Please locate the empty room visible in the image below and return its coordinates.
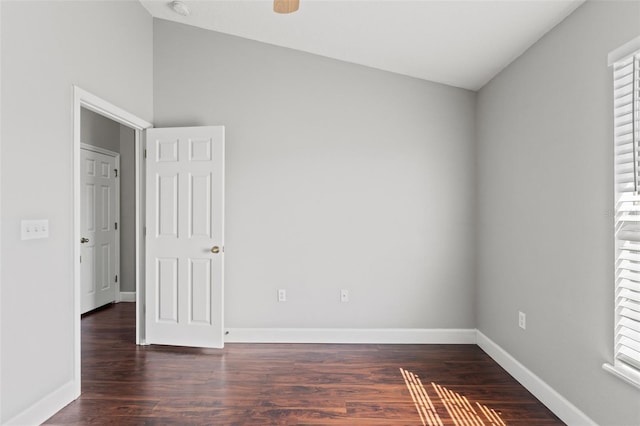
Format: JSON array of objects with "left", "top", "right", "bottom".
[{"left": 1, "top": 0, "right": 640, "bottom": 424}]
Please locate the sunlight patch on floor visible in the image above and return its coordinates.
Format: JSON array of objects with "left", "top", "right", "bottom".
[{"left": 400, "top": 368, "right": 506, "bottom": 426}]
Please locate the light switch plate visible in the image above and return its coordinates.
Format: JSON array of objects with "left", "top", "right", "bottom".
[{"left": 21, "top": 219, "right": 49, "bottom": 240}]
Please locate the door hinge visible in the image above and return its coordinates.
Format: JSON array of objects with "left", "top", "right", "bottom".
[
  {"left": 144, "top": 149, "right": 147, "bottom": 159},
  {"left": 80, "top": 255, "right": 82, "bottom": 263},
  {"left": 115, "top": 274, "right": 118, "bottom": 283},
  {"left": 115, "top": 222, "right": 118, "bottom": 230},
  {"left": 114, "top": 168, "right": 118, "bottom": 177},
  {"left": 144, "top": 227, "right": 146, "bottom": 236}
]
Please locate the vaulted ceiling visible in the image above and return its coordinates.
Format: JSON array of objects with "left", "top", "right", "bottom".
[{"left": 139, "top": 0, "right": 585, "bottom": 90}]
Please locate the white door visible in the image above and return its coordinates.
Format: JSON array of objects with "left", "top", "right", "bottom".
[
  {"left": 145, "top": 126, "right": 225, "bottom": 348},
  {"left": 81, "top": 147, "right": 119, "bottom": 314}
]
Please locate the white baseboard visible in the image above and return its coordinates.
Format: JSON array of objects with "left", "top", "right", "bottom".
[
  {"left": 4, "top": 380, "right": 77, "bottom": 426},
  {"left": 476, "top": 331, "right": 596, "bottom": 426},
  {"left": 118, "top": 291, "right": 136, "bottom": 302},
  {"left": 224, "top": 327, "right": 477, "bottom": 344}
]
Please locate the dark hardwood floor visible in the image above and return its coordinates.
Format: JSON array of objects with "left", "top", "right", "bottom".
[{"left": 46, "top": 303, "right": 563, "bottom": 425}]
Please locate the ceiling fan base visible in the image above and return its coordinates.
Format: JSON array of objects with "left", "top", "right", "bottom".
[{"left": 274, "top": 0, "right": 300, "bottom": 14}]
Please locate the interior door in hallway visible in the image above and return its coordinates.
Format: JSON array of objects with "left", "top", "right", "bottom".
[
  {"left": 145, "top": 126, "right": 225, "bottom": 348},
  {"left": 80, "top": 147, "right": 119, "bottom": 314}
]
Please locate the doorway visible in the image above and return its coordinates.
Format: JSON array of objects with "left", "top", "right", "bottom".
[{"left": 72, "top": 86, "right": 152, "bottom": 398}]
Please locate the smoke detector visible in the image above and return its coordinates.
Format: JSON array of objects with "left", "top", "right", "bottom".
[{"left": 169, "top": 1, "right": 191, "bottom": 17}]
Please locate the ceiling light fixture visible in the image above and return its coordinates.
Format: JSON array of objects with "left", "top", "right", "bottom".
[
  {"left": 169, "top": 1, "right": 191, "bottom": 17},
  {"left": 274, "top": 0, "right": 299, "bottom": 14}
]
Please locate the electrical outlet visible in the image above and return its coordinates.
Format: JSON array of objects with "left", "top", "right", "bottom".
[
  {"left": 340, "top": 289, "right": 349, "bottom": 302},
  {"left": 278, "top": 289, "right": 286, "bottom": 302},
  {"left": 518, "top": 311, "right": 526, "bottom": 330}
]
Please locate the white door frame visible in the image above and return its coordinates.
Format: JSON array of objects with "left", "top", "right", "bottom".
[
  {"left": 80, "top": 143, "right": 120, "bottom": 308},
  {"left": 72, "top": 86, "right": 152, "bottom": 397}
]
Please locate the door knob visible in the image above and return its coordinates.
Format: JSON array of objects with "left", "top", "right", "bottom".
[
  {"left": 81, "top": 237, "right": 90, "bottom": 244},
  {"left": 211, "top": 246, "right": 220, "bottom": 254}
]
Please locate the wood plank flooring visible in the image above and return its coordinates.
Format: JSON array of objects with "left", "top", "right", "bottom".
[{"left": 45, "top": 303, "right": 563, "bottom": 425}]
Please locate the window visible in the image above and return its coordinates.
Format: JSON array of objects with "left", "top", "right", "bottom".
[{"left": 604, "top": 37, "right": 640, "bottom": 389}]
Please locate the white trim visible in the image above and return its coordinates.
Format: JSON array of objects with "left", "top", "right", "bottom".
[
  {"left": 224, "top": 328, "right": 477, "bottom": 344},
  {"left": 119, "top": 291, "right": 136, "bottom": 302},
  {"left": 80, "top": 143, "right": 119, "bottom": 158},
  {"left": 608, "top": 35, "right": 640, "bottom": 66},
  {"left": 73, "top": 86, "right": 152, "bottom": 401},
  {"left": 476, "top": 331, "right": 596, "bottom": 426},
  {"left": 75, "top": 87, "right": 152, "bottom": 131},
  {"left": 4, "top": 380, "right": 76, "bottom": 426},
  {"left": 603, "top": 362, "right": 640, "bottom": 390},
  {"left": 0, "top": 1, "right": 3, "bottom": 421},
  {"left": 135, "top": 129, "right": 147, "bottom": 345}
]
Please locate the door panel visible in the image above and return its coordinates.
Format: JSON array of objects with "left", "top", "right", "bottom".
[
  {"left": 145, "top": 126, "right": 225, "bottom": 348},
  {"left": 190, "top": 174, "right": 212, "bottom": 238},
  {"left": 81, "top": 148, "right": 118, "bottom": 314}
]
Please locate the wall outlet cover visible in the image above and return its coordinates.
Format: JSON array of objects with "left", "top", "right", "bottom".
[{"left": 518, "top": 311, "right": 526, "bottom": 330}]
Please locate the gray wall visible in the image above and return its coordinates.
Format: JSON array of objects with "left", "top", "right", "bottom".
[
  {"left": 119, "top": 125, "right": 136, "bottom": 293},
  {"left": 81, "top": 108, "right": 121, "bottom": 153},
  {"left": 476, "top": 1, "right": 640, "bottom": 424},
  {"left": 154, "top": 19, "right": 477, "bottom": 329},
  {"left": 0, "top": 1, "right": 152, "bottom": 422}
]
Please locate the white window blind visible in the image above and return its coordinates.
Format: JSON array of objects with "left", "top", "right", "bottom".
[{"left": 613, "top": 49, "right": 640, "bottom": 373}]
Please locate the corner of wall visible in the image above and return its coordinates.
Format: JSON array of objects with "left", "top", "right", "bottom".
[{"left": 476, "top": 331, "right": 596, "bottom": 426}]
